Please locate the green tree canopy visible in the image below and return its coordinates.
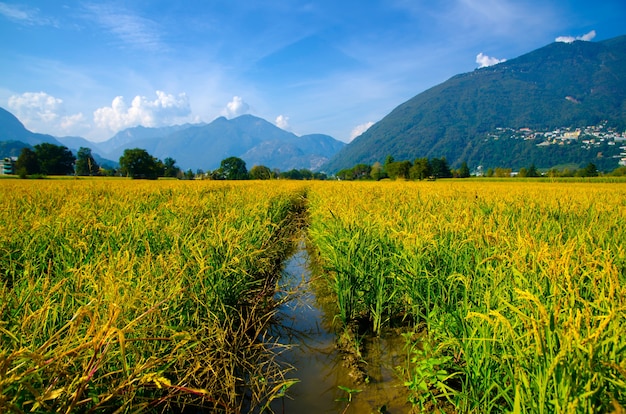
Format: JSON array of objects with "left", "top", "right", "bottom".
[
  {"left": 34, "top": 143, "right": 75, "bottom": 175},
  {"left": 409, "top": 158, "right": 431, "bottom": 180},
  {"left": 430, "top": 157, "right": 452, "bottom": 178},
  {"left": 16, "top": 147, "right": 40, "bottom": 177},
  {"left": 75, "top": 147, "right": 100, "bottom": 176},
  {"left": 458, "top": 161, "right": 471, "bottom": 178},
  {"left": 163, "top": 157, "right": 181, "bottom": 178},
  {"left": 370, "top": 162, "right": 385, "bottom": 180},
  {"left": 386, "top": 160, "right": 411, "bottom": 179},
  {"left": 249, "top": 165, "right": 272, "bottom": 180},
  {"left": 579, "top": 162, "right": 599, "bottom": 177},
  {"left": 119, "top": 148, "right": 160, "bottom": 179},
  {"left": 219, "top": 156, "right": 248, "bottom": 180}
]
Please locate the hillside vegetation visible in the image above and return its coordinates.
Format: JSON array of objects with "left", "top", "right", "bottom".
[{"left": 324, "top": 35, "right": 626, "bottom": 172}]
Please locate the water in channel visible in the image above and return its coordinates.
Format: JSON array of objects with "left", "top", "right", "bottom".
[{"left": 271, "top": 242, "right": 411, "bottom": 413}]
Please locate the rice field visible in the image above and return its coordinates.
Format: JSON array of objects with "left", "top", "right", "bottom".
[
  {"left": 307, "top": 180, "right": 626, "bottom": 413},
  {"left": 1, "top": 178, "right": 625, "bottom": 413},
  {"left": 0, "top": 179, "right": 307, "bottom": 413}
]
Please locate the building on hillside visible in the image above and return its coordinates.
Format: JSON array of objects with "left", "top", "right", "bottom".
[
  {"left": 563, "top": 130, "right": 581, "bottom": 139},
  {"left": 1, "top": 157, "right": 17, "bottom": 175}
]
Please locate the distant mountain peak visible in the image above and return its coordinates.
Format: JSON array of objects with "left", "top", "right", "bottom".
[{"left": 0, "top": 106, "right": 63, "bottom": 146}]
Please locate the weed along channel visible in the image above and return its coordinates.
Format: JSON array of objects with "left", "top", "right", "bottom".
[
  {"left": 271, "top": 239, "right": 410, "bottom": 413},
  {"left": 1, "top": 179, "right": 626, "bottom": 413}
]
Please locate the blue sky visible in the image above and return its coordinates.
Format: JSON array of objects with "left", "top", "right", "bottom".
[{"left": 1, "top": 1, "right": 624, "bottom": 143}]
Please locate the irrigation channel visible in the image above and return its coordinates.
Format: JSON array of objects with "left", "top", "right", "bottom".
[{"left": 270, "top": 240, "right": 411, "bottom": 413}]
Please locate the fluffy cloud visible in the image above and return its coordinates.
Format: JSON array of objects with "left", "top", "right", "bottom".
[
  {"left": 93, "top": 91, "right": 191, "bottom": 131},
  {"left": 60, "top": 113, "right": 88, "bottom": 130},
  {"left": 7, "top": 91, "right": 87, "bottom": 135},
  {"left": 275, "top": 114, "right": 290, "bottom": 130},
  {"left": 8, "top": 91, "right": 63, "bottom": 122},
  {"left": 222, "top": 96, "right": 250, "bottom": 118},
  {"left": 476, "top": 52, "right": 506, "bottom": 68},
  {"left": 555, "top": 30, "right": 596, "bottom": 44},
  {"left": 350, "top": 121, "right": 374, "bottom": 141}
]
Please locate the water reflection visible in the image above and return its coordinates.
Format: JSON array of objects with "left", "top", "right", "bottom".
[{"left": 271, "top": 242, "right": 410, "bottom": 413}]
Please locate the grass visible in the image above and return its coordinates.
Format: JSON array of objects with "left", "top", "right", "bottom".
[
  {"left": 2, "top": 178, "right": 625, "bottom": 413},
  {"left": 306, "top": 180, "right": 626, "bottom": 412},
  {"left": 0, "top": 179, "right": 307, "bottom": 413}
]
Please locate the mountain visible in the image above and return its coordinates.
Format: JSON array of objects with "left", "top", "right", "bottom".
[
  {"left": 57, "top": 135, "right": 104, "bottom": 152},
  {"left": 241, "top": 133, "right": 345, "bottom": 171},
  {"left": 0, "top": 107, "right": 64, "bottom": 147},
  {"left": 149, "top": 115, "right": 346, "bottom": 171},
  {"left": 324, "top": 35, "right": 626, "bottom": 172},
  {"left": 102, "top": 115, "right": 345, "bottom": 171},
  {"left": 99, "top": 124, "right": 198, "bottom": 159},
  {"left": 0, "top": 108, "right": 345, "bottom": 172}
]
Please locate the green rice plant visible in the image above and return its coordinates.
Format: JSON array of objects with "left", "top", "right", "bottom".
[
  {"left": 305, "top": 180, "right": 626, "bottom": 413},
  {"left": 307, "top": 187, "right": 401, "bottom": 335},
  {"left": 0, "top": 179, "right": 309, "bottom": 412}
]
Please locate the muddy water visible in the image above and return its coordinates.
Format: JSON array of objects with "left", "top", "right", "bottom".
[{"left": 271, "top": 243, "right": 412, "bottom": 413}]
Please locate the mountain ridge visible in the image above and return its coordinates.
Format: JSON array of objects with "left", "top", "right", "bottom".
[
  {"left": 323, "top": 35, "right": 626, "bottom": 172},
  {"left": 0, "top": 109, "right": 345, "bottom": 172}
]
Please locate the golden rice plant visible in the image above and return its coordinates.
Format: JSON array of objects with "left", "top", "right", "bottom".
[
  {"left": 0, "top": 179, "right": 307, "bottom": 413},
  {"left": 305, "top": 180, "right": 626, "bottom": 413}
]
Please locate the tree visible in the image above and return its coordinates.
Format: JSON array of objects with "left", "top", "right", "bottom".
[
  {"left": 579, "top": 162, "right": 599, "bottom": 177},
  {"left": 163, "top": 157, "right": 180, "bottom": 178},
  {"left": 370, "top": 162, "right": 385, "bottom": 180},
  {"left": 526, "top": 163, "right": 540, "bottom": 177},
  {"left": 336, "top": 168, "right": 354, "bottom": 180},
  {"left": 410, "top": 158, "right": 431, "bottom": 180},
  {"left": 458, "top": 161, "right": 471, "bottom": 178},
  {"left": 430, "top": 157, "right": 452, "bottom": 178},
  {"left": 34, "top": 143, "right": 75, "bottom": 175},
  {"left": 75, "top": 147, "right": 100, "bottom": 176},
  {"left": 15, "top": 147, "right": 40, "bottom": 177},
  {"left": 119, "top": 148, "right": 160, "bottom": 179},
  {"left": 250, "top": 165, "right": 272, "bottom": 180},
  {"left": 352, "top": 164, "right": 372, "bottom": 180},
  {"left": 219, "top": 156, "right": 248, "bottom": 180},
  {"left": 386, "top": 160, "right": 411, "bottom": 179},
  {"left": 494, "top": 167, "right": 512, "bottom": 177}
]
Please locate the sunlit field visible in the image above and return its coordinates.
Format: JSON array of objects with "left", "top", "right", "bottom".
[
  {"left": 307, "top": 180, "right": 626, "bottom": 412},
  {"left": 1, "top": 178, "right": 625, "bottom": 413},
  {"left": 0, "top": 179, "right": 307, "bottom": 413}
]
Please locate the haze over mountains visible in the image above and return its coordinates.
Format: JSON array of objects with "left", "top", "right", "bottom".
[
  {"left": 0, "top": 109, "right": 345, "bottom": 172},
  {"left": 2, "top": 35, "right": 626, "bottom": 174},
  {"left": 324, "top": 35, "right": 626, "bottom": 172}
]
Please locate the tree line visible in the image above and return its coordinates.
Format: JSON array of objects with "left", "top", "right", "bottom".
[
  {"left": 13, "top": 144, "right": 626, "bottom": 180},
  {"left": 13, "top": 145, "right": 182, "bottom": 179},
  {"left": 13, "top": 145, "right": 327, "bottom": 180},
  {"left": 203, "top": 156, "right": 327, "bottom": 180},
  {"left": 335, "top": 156, "right": 626, "bottom": 180},
  {"left": 336, "top": 156, "right": 467, "bottom": 180}
]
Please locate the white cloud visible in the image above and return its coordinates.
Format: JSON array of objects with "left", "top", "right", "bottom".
[
  {"left": 8, "top": 91, "right": 63, "bottom": 123},
  {"left": 476, "top": 52, "right": 506, "bottom": 68},
  {"left": 222, "top": 96, "right": 250, "bottom": 118},
  {"left": 0, "top": 2, "right": 57, "bottom": 26},
  {"left": 7, "top": 91, "right": 88, "bottom": 136},
  {"left": 60, "top": 113, "right": 88, "bottom": 131},
  {"left": 350, "top": 121, "right": 374, "bottom": 141},
  {"left": 555, "top": 30, "right": 596, "bottom": 44},
  {"left": 275, "top": 114, "right": 290, "bottom": 130},
  {"left": 93, "top": 91, "right": 191, "bottom": 132},
  {"left": 83, "top": 3, "right": 162, "bottom": 51}
]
